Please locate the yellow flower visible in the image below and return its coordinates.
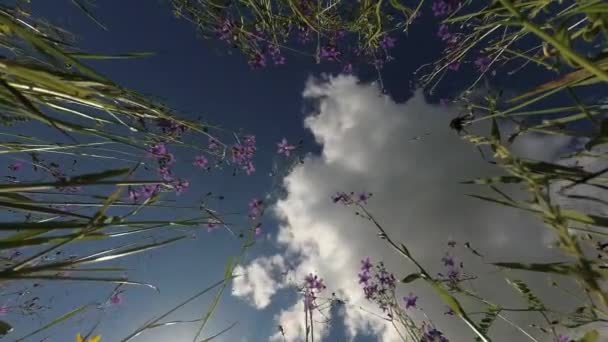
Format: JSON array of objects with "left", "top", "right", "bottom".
[{"left": 76, "top": 333, "right": 101, "bottom": 342}]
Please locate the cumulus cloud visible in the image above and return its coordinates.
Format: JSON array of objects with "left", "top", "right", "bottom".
[
  {"left": 232, "top": 75, "right": 589, "bottom": 341},
  {"left": 232, "top": 255, "right": 286, "bottom": 309}
]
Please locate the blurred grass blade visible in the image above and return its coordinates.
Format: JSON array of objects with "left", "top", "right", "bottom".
[
  {"left": 71, "top": 0, "right": 108, "bottom": 31},
  {"left": 15, "top": 304, "right": 91, "bottom": 341}
]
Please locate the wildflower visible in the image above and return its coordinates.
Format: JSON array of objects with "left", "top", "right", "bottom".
[
  {"left": 432, "top": 0, "right": 461, "bottom": 17},
  {"left": 332, "top": 191, "right": 354, "bottom": 205},
  {"left": 298, "top": 26, "right": 312, "bottom": 44},
  {"left": 216, "top": 18, "right": 236, "bottom": 41},
  {"left": 158, "top": 166, "right": 173, "bottom": 182},
  {"left": 403, "top": 293, "right": 418, "bottom": 309},
  {"left": 8, "top": 161, "right": 22, "bottom": 172},
  {"left": 243, "top": 135, "right": 256, "bottom": 147},
  {"left": 254, "top": 225, "right": 262, "bottom": 237},
  {"left": 208, "top": 137, "right": 220, "bottom": 150},
  {"left": 109, "top": 293, "right": 122, "bottom": 305},
  {"left": 342, "top": 63, "right": 353, "bottom": 74},
  {"left": 248, "top": 51, "right": 266, "bottom": 69},
  {"left": 441, "top": 254, "right": 455, "bottom": 267},
  {"left": 277, "top": 138, "right": 296, "bottom": 157},
  {"left": 148, "top": 143, "right": 168, "bottom": 157},
  {"left": 447, "top": 61, "right": 460, "bottom": 71},
  {"left": 140, "top": 184, "right": 159, "bottom": 200},
  {"left": 243, "top": 161, "right": 256, "bottom": 175},
  {"left": 437, "top": 24, "right": 452, "bottom": 41},
  {"left": 357, "top": 192, "right": 372, "bottom": 204},
  {"left": 555, "top": 335, "right": 569, "bottom": 342},
  {"left": 320, "top": 45, "right": 341, "bottom": 61},
  {"left": 358, "top": 271, "right": 371, "bottom": 284},
  {"left": 379, "top": 35, "right": 397, "bottom": 50},
  {"left": 156, "top": 118, "right": 187, "bottom": 135},
  {"left": 160, "top": 153, "right": 175, "bottom": 166},
  {"left": 248, "top": 198, "right": 263, "bottom": 220},
  {"left": 193, "top": 155, "right": 208, "bottom": 169},
  {"left": 474, "top": 55, "right": 492, "bottom": 73},
  {"left": 423, "top": 327, "right": 449, "bottom": 342},
  {"left": 360, "top": 257, "right": 373, "bottom": 273},
  {"left": 173, "top": 179, "right": 190, "bottom": 194},
  {"left": 268, "top": 45, "right": 286, "bottom": 65},
  {"left": 127, "top": 187, "right": 140, "bottom": 202},
  {"left": 76, "top": 334, "right": 101, "bottom": 342},
  {"left": 304, "top": 273, "right": 326, "bottom": 291},
  {"left": 0, "top": 305, "right": 9, "bottom": 315}
]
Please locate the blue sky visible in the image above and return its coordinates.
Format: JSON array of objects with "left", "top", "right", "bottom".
[{"left": 1, "top": 1, "right": 598, "bottom": 341}]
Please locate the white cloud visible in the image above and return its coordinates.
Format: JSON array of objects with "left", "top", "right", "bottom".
[
  {"left": 231, "top": 255, "right": 286, "bottom": 309},
  {"left": 232, "top": 75, "right": 591, "bottom": 341}
]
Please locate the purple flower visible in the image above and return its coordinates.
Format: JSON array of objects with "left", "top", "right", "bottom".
[
  {"left": 248, "top": 198, "right": 263, "bottom": 220},
  {"left": 148, "top": 143, "right": 168, "bottom": 157},
  {"left": 432, "top": 0, "right": 461, "bottom": 17},
  {"left": 158, "top": 166, "right": 173, "bottom": 182},
  {"left": 298, "top": 26, "right": 312, "bottom": 44},
  {"left": 358, "top": 271, "right": 371, "bottom": 284},
  {"left": 128, "top": 187, "right": 140, "bottom": 202},
  {"left": 140, "top": 184, "right": 159, "bottom": 200},
  {"left": 403, "top": 293, "right": 418, "bottom": 309},
  {"left": 304, "top": 273, "right": 326, "bottom": 292},
  {"left": 109, "top": 293, "right": 123, "bottom": 305},
  {"left": 555, "top": 335, "right": 569, "bottom": 342},
  {"left": 254, "top": 225, "right": 262, "bottom": 237},
  {"left": 0, "top": 306, "right": 9, "bottom": 316},
  {"left": 277, "top": 138, "right": 296, "bottom": 157},
  {"left": 441, "top": 254, "right": 455, "bottom": 267},
  {"left": 437, "top": 24, "right": 452, "bottom": 41},
  {"left": 342, "top": 63, "right": 353, "bottom": 74},
  {"left": 447, "top": 61, "right": 460, "bottom": 71},
  {"left": 8, "top": 161, "right": 22, "bottom": 172},
  {"left": 361, "top": 257, "right": 373, "bottom": 273},
  {"left": 332, "top": 191, "right": 354, "bottom": 205},
  {"left": 380, "top": 35, "right": 397, "bottom": 50},
  {"left": 474, "top": 55, "right": 492, "bottom": 73},
  {"left": 447, "top": 267, "right": 460, "bottom": 281},
  {"left": 424, "top": 327, "right": 449, "bottom": 342},
  {"left": 193, "top": 155, "right": 208, "bottom": 169},
  {"left": 320, "top": 45, "right": 341, "bottom": 62},
  {"left": 172, "top": 179, "right": 190, "bottom": 194},
  {"left": 243, "top": 135, "right": 256, "bottom": 146},
  {"left": 268, "top": 45, "right": 286, "bottom": 65},
  {"left": 243, "top": 161, "right": 256, "bottom": 175},
  {"left": 357, "top": 192, "right": 372, "bottom": 204},
  {"left": 208, "top": 138, "right": 220, "bottom": 151},
  {"left": 157, "top": 118, "right": 187, "bottom": 135},
  {"left": 216, "top": 18, "right": 236, "bottom": 41},
  {"left": 248, "top": 51, "right": 267, "bottom": 69}
]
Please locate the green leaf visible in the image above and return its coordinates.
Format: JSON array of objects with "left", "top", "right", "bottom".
[
  {"left": 491, "top": 117, "right": 501, "bottom": 142},
  {"left": 68, "top": 52, "right": 155, "bottom": 60},
  {"left": 401, "top": 273, "right": 421, "bottom": 283},
  {"left": 69, "top": 168, "right": 130, "bottom": 183},
  {"left": 506, "top": 279, "right": 545, "bottom": 310},
  {"left": 461, "top": 176, "right": 522, "bottom": 185},
  {"left": 476, "top": 305, "right": 501, "bottom": 340},
  {"left": 578, "top": 330, "right": 599, "bottom": 342},
  {"left": 494, "top": 262, "right": 575, "bottom": 275},
  {"left": 0, "top": 320, "right": 12, "bottom": 337}
]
